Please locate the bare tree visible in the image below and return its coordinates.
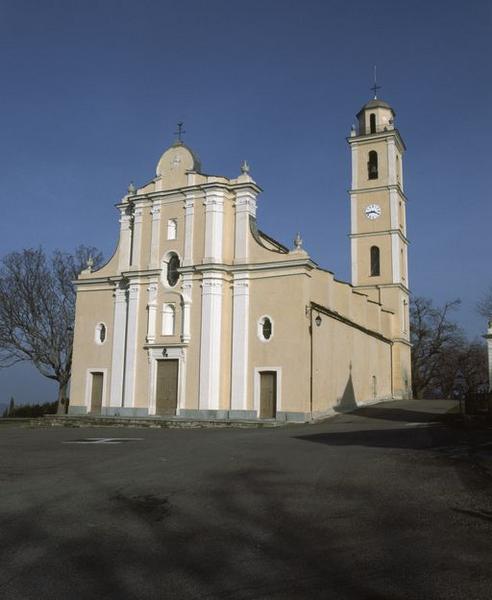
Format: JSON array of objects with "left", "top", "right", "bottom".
[
  {"left": 410, "top": 296, "right": 464, "bottom": 399},
  {"left": 477, "top": 285, "right": 492, "bottom": 321},
  {"left": 0, "top": 246, "right": 103, "bottom": 413}
]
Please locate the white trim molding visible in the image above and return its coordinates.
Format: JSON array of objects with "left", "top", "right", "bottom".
[
  {"left": 253, "top": 367, "right": 282, "bottom": 417},
  {"left": 147, "top": 346, "right": 187, "bottom": 416},
  {"left": 198, "top": 271, "right": 224, "bottom": 410},
  {"left": 231, "top": 274, "right": 249, "bottom": 410}
]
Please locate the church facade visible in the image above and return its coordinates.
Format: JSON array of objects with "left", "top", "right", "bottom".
[{"left": 69, "top": 96, "right": 412, "bottom": 421}]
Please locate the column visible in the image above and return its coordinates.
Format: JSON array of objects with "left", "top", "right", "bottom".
[
  {"left": 231, "top": 274, "right": 249, "bottom": 410},
  {"left": 109, "top": 286, "right": 127, "bottom": 407},
  {"left": 118, "top": 208, "right": 132, "bottom": 271},
  {"left": 234, "top": 188, "right": 257, "bottom": 263},
  {"left": 183, "top": 192, "right": 196, "bottom": 267},
  {"left": 123, "top": 282, "right": 140, "bottom": 408},
  {"left": 203, "top": 189, "right": 224, "bottom": 263},
  {"left": 199, "top": 272, "right": 223, "bottom": 410},
  {"left": 146, "top": 281, "right": 158, "bottom": 343},
  {"left": 149, "top": 201, "right": 161, "bottom": 268}
]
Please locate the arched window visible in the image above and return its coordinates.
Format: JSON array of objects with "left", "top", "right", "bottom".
[
  {"left": 370, "top": 246, "right": 380, "bottom": 276},
  {"left": 167, "top": 253, "right": 180, "bottom": 287},
  {"left": 162, "top": 304, "right": 176, "bottom": 336},
  {"left": 368, "top": 151, "right": 378, "bottom": 179},
  {"left": 258, "top": 316, "right": 273, "bottom": 342},
  {"left": 95, "top": 323, "right": 107, "bottom": 345},
  {"left": 167, "top": 218, "right": 177, "bottom": 240},
  {"left": 370, "top": 113, "right": 376, "bottom": 134}
]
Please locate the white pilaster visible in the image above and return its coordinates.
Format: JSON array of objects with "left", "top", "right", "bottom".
[
  {"left": 351, "top": 238, "right": 358, "bottom": 285},
  {"left": 149, "top": 202, "right": 161, "bottom": 268},
  {"left": 123, "top": 282, "right": 140, "bottom": 408},
  {"left": 131, "top": 207, "right": 143, "bottom": 268},
  {"left": 231, "top": 274, "right": 249, "bottom": 410},
  {"left": 389, "top": 188, "right": 399, "bottom": 230},
  {"left": 351, "top": 142, "right": 358, "bottom": 189},
  {"left": 146, "top": 281, "right": 158, "bottom": 343},
  {"left": 234, "top": 188, "right": 257, "bottom": 263},
  {"left": 391, "top": 233, "right": 400, "bottom": 283},
  {"left": 109, "top": 287, "right": 127, "bottom": 407},
  {"left": 183, "top": 192, "right": 195, "bottom": 266},
  {"left": 203, "top": 189, "right": 225, "bottom": 263},
  {"left": 118, "top": 208, "right": 132, "bottom": 271},
  {"left": 181, "top": 273, "right": 193, "bottom": 343},
  {"left": 199, "top": 272, "right": 223, "bottom": 410},
  {"left": 350, "top": 193, "right": 358, "bottom": 235},
  {"left": 387, "top": 138, "right": 397, "bottom": 186}
]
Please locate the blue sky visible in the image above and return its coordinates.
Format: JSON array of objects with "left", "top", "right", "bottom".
[{"left": 0, "top": 0, "right": 491, "bottom": 405}]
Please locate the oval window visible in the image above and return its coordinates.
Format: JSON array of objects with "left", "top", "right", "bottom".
[
  {"left": 262, "top": 318, "right": 272, "bottom": 340},
  {"left": 95, "top": 323, "right": 106, "bottom": 345},
  {"left": 167, "top": 254, "right": 180, "bottom": 287}
]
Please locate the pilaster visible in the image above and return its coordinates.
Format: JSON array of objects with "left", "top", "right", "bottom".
[
  {"left": 183, "top": 192, "right": 196, "bottom": 266},
  {"left": 146, "top": 281, "right": 158, "bottom": 343},
  {"left": 118, "top": 208, "right": 132, "bottom": 271},
  {"left": 203, "top": 189, "right": 225, "bottom": 263},
  {"left": 234, "top": 188, "right": 257, "bottom": 263},
  {"left": 109, "top": 286, "right": 127, "bottom": 407},
  {"left": 149, "top": 202, "right": 161, "bottom": 268},
  {"left": 123, "top": 282, "right": 140, "bottom": 407},
  {"left": 231, "top": 274, "right": 250, "bottom": 410},
  {"left": 199, "top": 272, "right": 223, "bottom": 410}
]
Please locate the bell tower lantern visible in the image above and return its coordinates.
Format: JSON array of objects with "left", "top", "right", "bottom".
[{"left": 348, "top": 93, "right": 411, "bottom": 399}]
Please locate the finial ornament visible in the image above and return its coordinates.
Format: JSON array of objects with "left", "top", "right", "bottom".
[
  {"left": 371, "top": 65, "right": 381, "bottom": 99},
  {"left": 240, "top": 159, "right": 250, "bottom": 175},
  {"left": 86, "top": 255, "right": 94, "bottom": 272},
  {"left": 294, "top": 232, "right": 303, "bottom": 250},
  {"left": 174, "top": 121, "right": 186, "bottom": 143},
  {"left": 128, "top": 181, "right": 136, "bottom": 195}
]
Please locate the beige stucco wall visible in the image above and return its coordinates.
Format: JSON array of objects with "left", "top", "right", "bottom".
[{"left": 70, "top": 286, "right": 115, "bottom": 409}]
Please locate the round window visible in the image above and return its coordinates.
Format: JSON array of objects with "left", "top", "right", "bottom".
[{"left": 167, "top": 254, "right": 180, "bottom": 287}]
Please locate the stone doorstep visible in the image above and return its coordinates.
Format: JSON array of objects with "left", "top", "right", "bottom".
[{"left": 29, "top": 415, "right": 296, "bottom": 429}]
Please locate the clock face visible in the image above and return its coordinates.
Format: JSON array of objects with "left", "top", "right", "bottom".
[{"left": 365, "top": 204, "right": 381, "bottom": 220}]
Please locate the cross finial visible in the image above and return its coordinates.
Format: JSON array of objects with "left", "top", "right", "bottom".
[
  {"left": 174, "top": 121, "right": 186, "bottom": 143},
  {"left": 371, "top": 65, "right": 381, "bottom": 99}
]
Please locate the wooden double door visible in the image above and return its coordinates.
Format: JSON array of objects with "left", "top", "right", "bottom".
[
  {"left": 156, "top": 359, "right": 179, "bottom": 415},
  {"left": 259, "top": 371, "right": 277, "bottom": 419}
]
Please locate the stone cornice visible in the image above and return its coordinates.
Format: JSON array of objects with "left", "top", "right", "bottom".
[
  {"left": 349, "top": 184, "right": 408, "bottom": 202},
  {"left": 349, "top": 229, "right": 410, "bottom": 244},
  {"left": 347, "top": 128, "right": 406, "bottom": 152}
]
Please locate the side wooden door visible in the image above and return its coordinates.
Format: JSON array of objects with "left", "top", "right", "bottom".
[
  {"left": 260, "top": 371, "right": 277, "bottom": 419},
  {"left": 90, "top": 372, "right": 104, "bottom": 414},
  {"left": 156, "top": 359, "right": 179, "bottom": 415}
]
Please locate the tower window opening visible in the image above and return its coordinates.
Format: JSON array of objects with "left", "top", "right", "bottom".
[
  {"left": 368, "top": 151, "right": 378, "bottom": 180},
  {"left": 370, "top": 113, "right": 376, "bottom": 133},
  {"left": 370, "top": 246, "right": 380, "bottom": 277}
]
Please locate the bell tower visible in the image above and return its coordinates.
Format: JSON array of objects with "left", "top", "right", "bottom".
[{"left": 347, "top": 94, "right": 412, "bottom": 398}]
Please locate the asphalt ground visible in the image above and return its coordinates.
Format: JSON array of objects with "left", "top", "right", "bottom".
[{"left": 0, "top": 399, "right": 491, "bottom": 600}]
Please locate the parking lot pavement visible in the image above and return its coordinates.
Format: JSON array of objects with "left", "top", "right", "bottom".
[{"left": 0, "top": 399, "right": 491, "bottom": 600}]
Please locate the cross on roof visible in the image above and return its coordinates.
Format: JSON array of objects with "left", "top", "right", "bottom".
[
  {"left": 174, "top": 121, "right": 186, "bottom": 142},
  {"left": 371, "top": 65, "right": 381, "bottom": 99}
]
